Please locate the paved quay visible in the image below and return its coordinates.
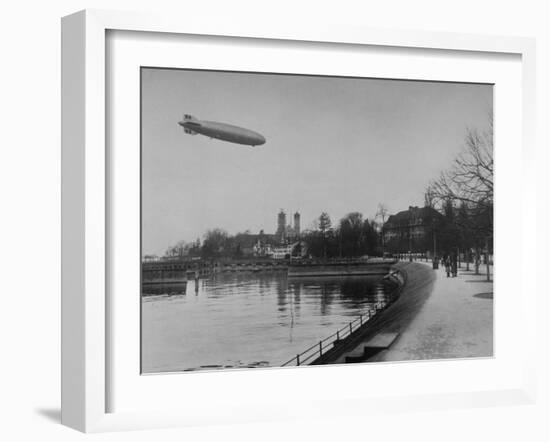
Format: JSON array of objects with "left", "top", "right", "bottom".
[
  {"left": 378, "top": 261, "right": 493, "bottom": 362},
  {"left": 323, "top": 261, "right": 437, "bottom": 365}
]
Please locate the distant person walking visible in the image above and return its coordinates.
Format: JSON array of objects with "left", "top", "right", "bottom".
[{"left": 444, "top": 255, "right": 451, "bottom": 278}]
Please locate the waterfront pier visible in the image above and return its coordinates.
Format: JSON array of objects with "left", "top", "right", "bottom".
[
  {"left": 281, "top": 267, "right": 406, "bottom": 367},
  {"left": 378, "top": 261, "right": 493, "bottom": 361},
  {"left": 142, "top": 257, "right": 397, "bottom": 285},
  {"left": 311, "top": 259, "right": 493, "bottom": 365},
  {"left": 287, "top": 258, "right": 397, "bottom": 277}
]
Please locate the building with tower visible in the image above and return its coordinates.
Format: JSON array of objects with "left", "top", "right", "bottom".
[
  {"left": 233, "top": 209, "right": 305, "bottom": 258},
  {"left": 293, "top": 212, "right": 300, "bottom": 236},
  {"left": 275, "top": 209, "right": 301, "bottom": 243},
  {"left": 276, "top": 209, "right": 287, "bottom": 242}
]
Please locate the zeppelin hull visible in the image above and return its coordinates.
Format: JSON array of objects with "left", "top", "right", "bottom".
[{"left": 179, "top": 116, "right": 266, "bottom": 146}]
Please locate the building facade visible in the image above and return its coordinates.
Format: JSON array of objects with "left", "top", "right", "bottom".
[
  {"left": 276, "top": 210, "right": 287, "bottom": 242},
  {"left": 293, "top": 211, "right": 300, "bottom": 236},
  {"left": 383, "top": 206, "right": 443, "bottom": 254},
  {"left": 275, "top": 209, "right": 301, "bottom": 243}
]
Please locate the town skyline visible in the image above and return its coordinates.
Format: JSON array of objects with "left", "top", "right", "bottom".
[{"left": 145, "top": 207, "right": 381, "bottom": 258}]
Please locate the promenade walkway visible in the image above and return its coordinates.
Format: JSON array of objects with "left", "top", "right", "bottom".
[
  {"left": 379, "top": 261, "right": 493, "bottom": 361},
  {"left": 322, "top": 261, "right": 436, "bottom": 365}
]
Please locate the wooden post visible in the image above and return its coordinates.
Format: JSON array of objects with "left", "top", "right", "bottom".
[
  {"left": 296, "top": 354, "right": 300, "bottom": 366},
  {"left": 319, "top": 341, "right": 323, "bottom": 356}
]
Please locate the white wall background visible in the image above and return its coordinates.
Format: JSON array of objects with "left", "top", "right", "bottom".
[{"left": 0, "top": 0, "right": 548, "bottom": 440}]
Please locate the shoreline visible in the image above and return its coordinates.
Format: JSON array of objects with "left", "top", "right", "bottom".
[
  {"left": 378, "top": 261, "right": 493, "bottom": 361},
  {"left": 316, "top": 260, "right": 493, "bottom": 365},
  {"left": 311, "top": 261, "right": 435, "bottom": 365}
]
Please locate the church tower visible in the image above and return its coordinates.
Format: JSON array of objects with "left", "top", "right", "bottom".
[
  {"left": 294, "top": 212, "right": 301, "bottom": 237},
  {"left": 276, "top": 209, "right": 286, "bottom": 242}
]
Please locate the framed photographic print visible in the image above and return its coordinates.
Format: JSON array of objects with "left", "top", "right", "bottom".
[{"left": 61, "top": 9, "right": 537, "bottom": 432}]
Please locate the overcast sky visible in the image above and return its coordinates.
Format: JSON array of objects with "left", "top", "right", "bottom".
[{"left": 141, "top": 68, "right": 492, "bottom": 256}]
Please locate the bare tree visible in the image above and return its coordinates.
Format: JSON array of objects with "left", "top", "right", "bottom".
[
  {"left": 428, "top": 123, "right": 493, "bottom": 210},
  {"left": 376, "top": 203, "right": 389, "bottom": 225},
  {"left": 318, "top": 212, "right": 332, "bottom": 259},
  {"left": 375, "top": 203, "right": 389, "bottom": 254},
  {"left": 424, "top": 189, "right": 435, "bottom": 208},
  {"left": 427, "top": 120, "right": 493, "bottom": 280}
]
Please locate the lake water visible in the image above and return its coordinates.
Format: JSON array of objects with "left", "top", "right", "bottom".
[{"left": 141, "top": 272, "right": 396, "bottom": 373}]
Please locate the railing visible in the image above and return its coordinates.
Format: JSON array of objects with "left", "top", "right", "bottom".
[
  {"left": 281, "top": 301, "right": 386, "bottom": 367},
  {"left": 281, "top": 268, "right": 405, "bottom": 367}
]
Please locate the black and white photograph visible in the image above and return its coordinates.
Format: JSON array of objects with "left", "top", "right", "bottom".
[
  {"left": 5, "top": 0, "right": 550, "bottom": 439},
  {"left": 140, "top": 67, "right": 494, "bottom": 374}
]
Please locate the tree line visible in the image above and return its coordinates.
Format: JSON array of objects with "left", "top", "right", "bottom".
[
  {"left": 301, "top": 211, "right": 380, "bottom": 259},
  {"left": 425, "top": 117, "right": 493, "bottom": 276},
  {"left": 163, "top": 211, "right": 382, "bottom": 260},
  {"left": 164, "top": 229, "right": 254, "bottom": 259}
]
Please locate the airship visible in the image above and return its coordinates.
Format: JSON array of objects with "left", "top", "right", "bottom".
[{"left": 178, "top": 114, "right": 266, "bottom": 147}]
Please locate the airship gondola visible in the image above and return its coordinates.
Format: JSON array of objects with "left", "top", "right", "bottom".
[{"left": 178, "top": 114, "right": 266, "bottom": 147}]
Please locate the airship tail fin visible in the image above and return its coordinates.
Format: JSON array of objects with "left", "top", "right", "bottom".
[{"left": 184, "top": 128, "right": 197, "bottom": 135}]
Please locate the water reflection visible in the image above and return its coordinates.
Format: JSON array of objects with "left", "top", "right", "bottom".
[{"left": 142, "top": 272, "right": 396, "bottom": 373}]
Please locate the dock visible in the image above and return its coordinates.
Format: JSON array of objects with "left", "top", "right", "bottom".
[
  {"left": 287, "top": 258, "right": 397, "bottom": 277},
  {"left": 311, "top": 260, "right": 492, "bottom": 365},
  {"left": 281, "top": 266, "right": 405, "bottom": 367},
  {"left": 308, "top": 261, "right": 436, "bottom": 366},
  {"left": 378, "top": 261, "right": 493, "bottom": 361}
]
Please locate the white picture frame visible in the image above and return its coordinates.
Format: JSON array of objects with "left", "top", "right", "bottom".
[{"left": 61, "top": 9, "right": 537, "bottom": 433}]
